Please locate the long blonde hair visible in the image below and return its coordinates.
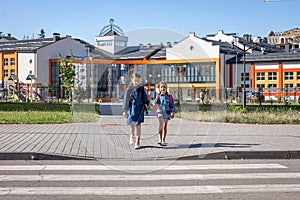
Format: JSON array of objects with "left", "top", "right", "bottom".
[
  {"left": 131, "top": 72, "right": 141, "bottom": 79},
  {"left": 128, "top": 72, "right": 141, "bottom": 87}
]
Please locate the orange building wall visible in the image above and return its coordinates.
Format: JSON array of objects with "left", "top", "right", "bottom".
[
  {"left": 250, "top": 63, "right": 255, "bottom": 88},
  {"left": 1, "top": 52, "right": 18, "bottom": 82},
  {"left": 252, "top": 62, "right": 300, "bottom": 88},
  {"left": 278, "top": 62, "right": 283, "bottom": 88}
]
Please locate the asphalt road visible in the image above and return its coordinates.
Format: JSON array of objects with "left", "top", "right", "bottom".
[{"left": 0, "top": 159, "right": 300, "bottom": 200}]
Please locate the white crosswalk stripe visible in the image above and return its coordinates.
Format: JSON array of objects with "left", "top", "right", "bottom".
[
  {"left": 0, "top": 163, "right": 287, "bottom": 171},
  {"left": 0, "top": 163, "right": 299, "bottom": 196},
  {"left": 1, "top": 172, "right": 300, "bottom": 181},
  {"left": 1, "top": 185, "right": 300, "bottom": 195}
]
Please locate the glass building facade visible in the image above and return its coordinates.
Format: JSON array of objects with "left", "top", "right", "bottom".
[{"left": 50, "top": 60, "right": 217, "bottom": 101}]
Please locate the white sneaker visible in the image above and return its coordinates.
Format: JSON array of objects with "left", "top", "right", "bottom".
[
  {"left": 134, "top": 143, "right": 141, "bottom": 149},
  {"left": 129, "top": 135, "right": 135, "bottom": 145},
  {"left": 161, "top": 141, "right": 167, "bottom": 146},
  {"left": 157, "top": 140, "right": 162, "bottom": 145}
]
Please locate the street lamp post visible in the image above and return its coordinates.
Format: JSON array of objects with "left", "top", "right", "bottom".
[
  {"left": 8, "top": 75, "right": 18, "bottom": 101},
  {"left": 26, "top": 74, "right": 33, "bottom": 103},
  {"left": 242, "top": 44, "right": 246, "bottom": 109},
  {"left": 148, "top": 74, "right": 152, "bottom": 100},
  {"left": 177, "top": 69, "right": 180, "bottom": 105},
  {"left": 172, "top": 64, "right": 186, "bottom": 106},
  {"left": 8, "top": 75, "right": 13, "bottom": 101},
  {"left": 231, "top": 42, "right": 257, "bottom": 109}
]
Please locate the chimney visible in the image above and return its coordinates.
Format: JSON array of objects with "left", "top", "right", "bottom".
[
  {"left": 147, "top": 43, "right": 151, "bottom": 48},
  {"left": 284, "top": 43, "right": 290, "bottom": 52},
  {"left": 243, "top": 34, "right": 252, "bottom": 42},
  {"left": 53, "top": 33, "right": 60, "bottom": 41},
  {"left": 261, "top": 47, "right": 265, "bottom": 55},
  {"left": 218, "top": 30, "right": 224, "bottom": 34},
  {"left": 189, "top": 32, "right": 195, "bottom": 37},
  {"left": 253, "top": 36, "right": 261, "bottom": 44},
  {"left": 166, "top": 42, "right": 172, "bottom": 48}
]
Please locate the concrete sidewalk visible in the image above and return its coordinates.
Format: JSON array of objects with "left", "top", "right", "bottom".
[{"left": 0, "top": 114, "right": 300, "bottom": 160}]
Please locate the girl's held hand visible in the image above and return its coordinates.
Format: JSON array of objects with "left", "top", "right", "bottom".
[
  {"left": 170, "top": 111, "right": 175, "bottom": 118},
  {"left": 150, "top": 104, "right": 158, "bottom": 112},
  {"left": 123, "top": 111, "right": 127, "bottom": 117}
]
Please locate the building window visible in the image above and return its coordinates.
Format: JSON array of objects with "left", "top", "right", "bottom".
[
  {"left": 169, "top": 62, "right": 216, "bottom": 83},
  {"left": 297, "top": 84, "right": 300, "bottom": 90},
  {"left": 4, "top": 58, "right": 8, "bottom": 66},
  {"left": 241, "top": 84, "right": 250, "bottom": 88},
  {"left": 4, "top": 70, "right": 8, "bottom": 77},
  {"left": 268, "top": 84, "right": 277, "bottom": 88},
  {"left": 194, "top": 62, "right": 216, "bottom": 83},
  {"left": 297, "top": 72, "right": 300, "bottom": 80},
  {"left": 97, "top": 40, "right": 112, "bottom": 46},
  {"left": 115, "top": 41, "right": 126, "bottom": 47},
  {"left": 10, "top": 69, "right": 15, "bottom": 75},
  {"left": 10, "top": 58, "right": 15, "bottom": 66},
  {"left": 256, "top": 72, "right": 265, "bottom": 81},
  {"left": 284, "top": 84, "right": 294, "bottom": 89},
  {"left": 284, "top": 72, "right": 293, "bottom": 80},
  {"left": 256, "top": 84, "right": 265, "bottom": 89},
  {"left": 241, "top": 72, "right": 249, "bottom": 81},
  {"left": 268, "top": 72, "right": 277, "bottom": 80},
  {"left": 51, "top": 62, "right": 60, "bottom": 86}
]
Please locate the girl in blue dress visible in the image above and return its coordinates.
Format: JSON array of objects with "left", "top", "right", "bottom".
[
  {"left": 152, "top": 81, "right": 176, "bottom": 146},
  {"left": 122, "top": 73, "right": 149, "bottom": 149}
]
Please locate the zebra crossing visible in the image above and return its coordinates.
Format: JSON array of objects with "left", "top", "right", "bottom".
[{"left": 0, "top": 162, "right": 300, "bottom": 197}]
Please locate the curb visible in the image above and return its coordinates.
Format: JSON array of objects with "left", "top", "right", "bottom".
[
  {"left": 1, "top": 151, "right": 300, "bottom": 161},
  {"left": 0, "top": 152, "right": 94, "bottom": 160},
  {"left": 177, "top": 151, "right": 300, "bottom": 160}
]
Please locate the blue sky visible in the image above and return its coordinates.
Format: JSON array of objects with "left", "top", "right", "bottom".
[{"left": 0, "top": 0, "right": 298, "bottom": 45}]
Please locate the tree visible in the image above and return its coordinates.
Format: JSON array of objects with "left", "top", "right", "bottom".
[
  {"left": 58, "top": 49, "right": 76, "bottom": 114},
  {"left": 263, "top": 37, "right": 268, "bottom": 44},
  {"left": 38, "top": 29, "right": 45, "bottom": 38}
]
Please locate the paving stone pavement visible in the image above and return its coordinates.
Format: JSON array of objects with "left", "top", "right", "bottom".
[{"left": 0, "top": 114, "right": 300, "bottom": 160}]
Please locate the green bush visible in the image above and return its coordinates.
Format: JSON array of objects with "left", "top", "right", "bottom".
[
  {"left": 0, "top": 111, "right": 98, "bottom": 124},
  {"left": 0, "top": 102, "right": 99, "bottom": 124},
  {"left": 0, "top": 111, "right": 72, "bottom": 124},
  {"left": 0, "top": 102, "right": 70, "bottom": 112}
]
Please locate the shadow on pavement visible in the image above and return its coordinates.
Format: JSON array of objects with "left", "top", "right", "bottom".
[
  {"left": 164, "top": 143, "right": 261, "bottom": 149},
  {"left": 139, "top": 145, "right": 164, "bottom": 149}
]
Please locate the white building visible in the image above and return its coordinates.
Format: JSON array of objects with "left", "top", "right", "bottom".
[{"left": 0, "top": 33, "right": 88, "bottom": 87}]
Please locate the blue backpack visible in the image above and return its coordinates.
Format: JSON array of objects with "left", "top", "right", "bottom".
[{"left": 157, "top": 93, "right": 173, "bottom": 106}]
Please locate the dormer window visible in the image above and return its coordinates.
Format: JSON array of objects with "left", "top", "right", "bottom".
[
  {"left": 98, "top": 40, "right": 112, "bottom": 46},
  {"left": 115, "top": 41, "right": 126, "bottom": 47}
]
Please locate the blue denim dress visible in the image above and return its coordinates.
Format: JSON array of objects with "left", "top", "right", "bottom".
[{"left": 122, "top": 86, "right": 149, "bottom": 125}]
